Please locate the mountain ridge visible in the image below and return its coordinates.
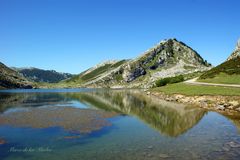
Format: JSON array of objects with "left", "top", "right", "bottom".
[
  {"left": 0, "top": 62, "right": 33, "bottom": 89},
  {"left": 63, "top": 38, "right": 211, "bottom": 88},
  {"left": 13, "top": 67, "right": 74, "bottom": 83},
  {"left": 0, "top": 38, "right": 213, "bottom": 89}
]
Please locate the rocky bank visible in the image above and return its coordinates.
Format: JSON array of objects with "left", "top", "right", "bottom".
[{"left": 148, "top": 91, "right": 240, "bottom": 113}]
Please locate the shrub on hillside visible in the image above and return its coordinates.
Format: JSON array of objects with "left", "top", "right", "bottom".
[{"left": 155, "top": 75, "right": 184, "bottom": 87}]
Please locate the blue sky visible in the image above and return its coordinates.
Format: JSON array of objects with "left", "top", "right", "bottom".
[{"left": 0, "top": 0, "right": 239, "bottom": 74}]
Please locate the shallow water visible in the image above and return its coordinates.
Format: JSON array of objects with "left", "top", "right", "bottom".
[{"left": 0, "top": 89, "right": 240, "bottom": 160}]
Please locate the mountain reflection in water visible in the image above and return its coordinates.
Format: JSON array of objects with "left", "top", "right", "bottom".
[
  {"left": 1, "top": 89, "right": 240, "bottom": 160},
  {"left": 65, "top": 89, "right": 207, "bottom": 137},
  {"left": 0, "top": 89, "right": 240, "bottom": 137},
  {"left": 0, "top": 89, "right": 205, "bottom": 137}
]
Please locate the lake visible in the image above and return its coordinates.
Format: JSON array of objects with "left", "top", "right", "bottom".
[{"left": 0, "top": 89, "right": 240, "bottom": 160}]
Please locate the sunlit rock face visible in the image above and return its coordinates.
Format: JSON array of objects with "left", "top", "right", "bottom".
[
  {"left": 227, "top": 38, "right": 240, "bottom": 61},
  {"left": 122, "top": 64, "right": 146, "bottom": 82},
  {"left": 236, "top": 39, "right": 240, "bottom": 50}
]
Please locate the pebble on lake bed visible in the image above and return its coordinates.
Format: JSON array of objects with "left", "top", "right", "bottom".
[
  {"left": 222, "top": 146, "right": 230, "bottom": 152},
  {"left": 0, "top": 138, "right": 6, "bottom": 145},
  {"left": 227, "top": 141, "right": 240, "bottom": 148},
  {"left": 158, "top": 153, "right": 170, "bottom": 158}
]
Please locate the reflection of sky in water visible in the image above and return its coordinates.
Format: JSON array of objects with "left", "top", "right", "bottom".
[
  {"left": 52, "top": 100, "right": 92, "bottom": 109},
  {"left": 0, "top": 88, "right": 93, "bottom": 93},
  {"left": 3, "top": 107, "right": 30, "bottom": 114},
  {"left": 2, "top": 100, "right": 90, "bottom": 114},
  {"left": 0, "top": 89, "right": 240, "bottom": 160}
]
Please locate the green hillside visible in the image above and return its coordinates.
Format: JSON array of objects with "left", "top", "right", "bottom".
[
  {"left": 0, "top": 62, "right": 33, "bottom": 89},
  {"left": 61, "top": 60, "right": 127, "bottom": 86},
  {"left": 198, "top": 57, "right": 240, "bottom": 84}
]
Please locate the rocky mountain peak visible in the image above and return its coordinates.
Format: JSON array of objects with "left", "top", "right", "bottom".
[
  {"left": 227, "top": 38, "right": 240, "bottom": 61},
  {"left": 122, "top": 38, "right": 211, "bottom": 83},
  {"left": 235, "top": 38, "right": 240, "bottom": 51}
]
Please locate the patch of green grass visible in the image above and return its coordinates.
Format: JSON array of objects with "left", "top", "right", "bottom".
[
  {"left": 67, "top": 60, "right": 127, "bottom": 83},
  {"left": 115, "top": 74, "right": 123, "bottom": 81},
  {"left": 151, "top": 83, "right": 240, "bottom": 96},
  {"left": 183, "top": 65, "right": 197, "bottom": 70},
  {"left": 110, "top": 60, "right": 126, "bottom": 68},
  {"left": 81, "top": 64, "right": 112, "bottom": 81},
  {"left": 198, "top": 72, "right": 240, "bottom": 84}
]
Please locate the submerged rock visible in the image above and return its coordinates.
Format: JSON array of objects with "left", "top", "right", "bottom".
[
  {"left": 158, "top": 153, "right": 170, "bottom": 158},
  {"left": 0, "top": 138, "right": 6, "bottom": 145},
  {"left": 228, "top": 141, "right": 240, "bottom": 148},
  {"left": 222, "top": 146, "right": 230, "bottom": 152}
]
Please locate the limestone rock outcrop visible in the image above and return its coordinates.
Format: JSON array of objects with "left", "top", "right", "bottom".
[{"left": 227, "top": 38, "right": 240, "bottom": 61}]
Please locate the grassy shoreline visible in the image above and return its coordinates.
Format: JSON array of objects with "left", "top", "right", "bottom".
[
  {"left": 151, "top": 83, "right": 240, "bottom": 96},
  {"left": 197, "top": 73, "right": 240, "bottom": 85},
  {"left": 150, "top": 83, "right": 240, "bottom": 113}
]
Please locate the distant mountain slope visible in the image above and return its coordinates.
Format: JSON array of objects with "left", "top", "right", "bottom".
[
  {"left": 63, "top": 38, "right": 211, "bottom": 88},
  {"left": 63, "top": 60, "right": 127, "bottom": 86},
  {"left": 198, "top": 39, "right": 240, "bottom": 85},
  {"left": 0, "top": 62, "right": 33, "bottom": 89},
  {"left": 199, "top": 57, "right": 240, "bottom": 80},
  {"left": 14, "top": 67, "right": 74, "bottom": 83}
]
